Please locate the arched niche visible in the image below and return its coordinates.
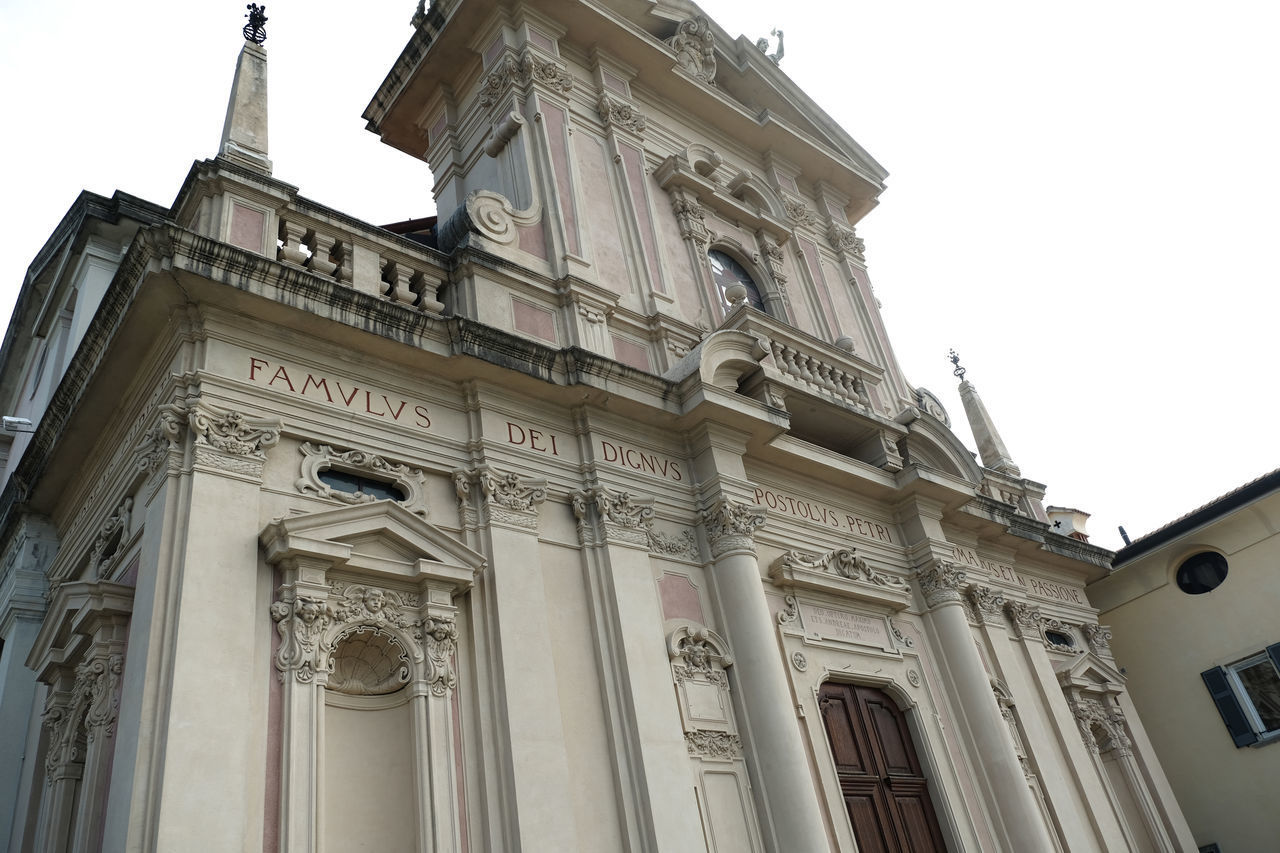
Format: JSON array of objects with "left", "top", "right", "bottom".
[{"left": 261, "top": 500, "right": 484, "bottom": 853}]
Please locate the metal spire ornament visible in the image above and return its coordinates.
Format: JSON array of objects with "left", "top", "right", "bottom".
[
  {"left": 243, "top": 4, "right": 268, "bottom": 44},
  {"left": 948, "top": 349, "right": 966, "bottom": 382}
]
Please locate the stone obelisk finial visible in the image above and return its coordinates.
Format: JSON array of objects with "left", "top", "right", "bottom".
[
  {"left": 218, "top": 4, "right": 272, "bottom": 175},
  {"left": 949, "top": 350, "right": 1021, "bottom": 477}
]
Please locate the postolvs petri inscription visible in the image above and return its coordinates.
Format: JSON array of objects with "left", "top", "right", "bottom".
[{"left": 248, "top": 357, "right": 432, "bottom": 428}]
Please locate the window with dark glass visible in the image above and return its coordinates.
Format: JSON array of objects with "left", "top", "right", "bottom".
[
  {"left": 1175, "top": 551, "right": 1228, "bottom": 594},
  {"left": 708, "top": 249, "right": 764, "bottom": 311},
  {"left": 318, "top": 469, "right": 406, "bottom": 502}
]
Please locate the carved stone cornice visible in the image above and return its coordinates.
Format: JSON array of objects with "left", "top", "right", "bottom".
[
  {"left": 296, "top": 442, "right": 429, "bottom": 518},
  {"left": 571, "top": 486, "right": 655, "bottom": 547},
  {"left": 966, "top": 585, "right": 1008, "bottom": 627},
  {"left": 702, "top": 499, "right": 765, "bottom": 558},
  {"left": 1003, "top": 601, "right": 1043, "bottom": 640},
  {"left": 914, "top": 563, "right": 967, "bottom": 609}
]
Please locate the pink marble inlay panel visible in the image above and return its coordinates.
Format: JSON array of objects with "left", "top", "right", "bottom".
[
  {"left": 229, "top": 203, "right": 265, "bottom": 253},
  {"left": 541, "top": 105, "right": 580, "bottom": 256},
  {"left": 798, "top": 236, "right": 837, "bottom": 339},
  {"left": 602, "top": 69, "right": 628, "bottom": 96},
  {"left": 659, "top": 573, "right": 705, "bottom": 624},
  {"left": 517, "top": 222, "right": 547, "bottom": 259},
  {"left": 512, "top": 297, "right": 558, "bottom": 343},
  {"left": 429, "top": 112, "right": 449, "bottom": 146},
  {"left": 776, "top": 174, "right": 797, "bottom": 193},
  {"left": 611, "top": 335, "right": 652, "bottom": 372},
  {"left": 621, "top": 144, "right": 665, "bottom": 293},
  {"left": 527, "top": 27, "right": 555, "bottom": 53},
  {"left": 483, "top": 34, "right": 505, "bottom": 68},
  {"left": 825, "top": 200, "right": 846, "bottom": 220}
]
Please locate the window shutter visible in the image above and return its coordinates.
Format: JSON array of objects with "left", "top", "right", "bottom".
[
  {"left": 1266, "top": 642, "right": 1280, "bottom": 674},
  {"left": 1201, "top": 666, "right": 1258, "bottom": 747}
]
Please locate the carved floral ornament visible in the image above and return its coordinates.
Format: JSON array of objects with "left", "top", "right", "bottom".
[
  {"left": 43, "top": 653, "right": 124, "bottom": 778},
  {"left": 454, "top": 467, "right": 547, "bottom": 530},
  {"left": 1069, "top": 696, "right": 1133, "bottom": 757},
  {"left": 572, "top": 485, "right": 657, "bottom": 548},
  {"left": 702, "top": 499, "right": 765, "bottom": 557},
  {"left": 597, "top": 93, "right": 646, "bottom": 133},
  {"left": 478, "top": 50, "right": 574, "bottom": 108},
  {"left": 271, "top": 582, "right": 458, "bottom": 697},
  {"left": 914, "top": 562, "right": 967, "bottom": 608},
  {"left": 295, "top": 442, "right": 429, "bottom": 518}
]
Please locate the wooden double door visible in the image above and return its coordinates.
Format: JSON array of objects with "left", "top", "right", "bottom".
[{"left": 819, "top": 682, "right": 948, "bottom": 852}]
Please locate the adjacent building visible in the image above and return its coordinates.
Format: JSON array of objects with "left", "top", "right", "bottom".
[
  {"left": 0, "top": 1, "right": 1195, "bottom": 850},
  {"left": 1091, "top": 470, "right": 1280, "bottom": 853}
]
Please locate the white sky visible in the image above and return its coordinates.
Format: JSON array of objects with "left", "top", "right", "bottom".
[{"left": 3, "top": 1, "right": 1278, "bottom": 550}]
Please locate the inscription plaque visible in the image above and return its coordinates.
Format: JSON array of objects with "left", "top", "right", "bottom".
[{"left": 799, "top": 603, "right": 892, "bottom": 649}]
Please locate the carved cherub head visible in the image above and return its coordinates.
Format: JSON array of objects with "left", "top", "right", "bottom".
[{"left": 362, "top": 588, "right": 386, "bottom": 614}]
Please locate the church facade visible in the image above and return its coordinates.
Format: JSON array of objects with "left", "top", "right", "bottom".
[{"left": 0, "top": 1, "right": 1194, "bottom": 851}]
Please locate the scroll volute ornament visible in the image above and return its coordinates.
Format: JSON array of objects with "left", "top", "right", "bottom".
[{"left": 666, "top": 16, "right": 717, "bottom": 84}]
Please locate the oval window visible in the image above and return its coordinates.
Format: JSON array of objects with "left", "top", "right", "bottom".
[{"left": 1175, "top": 551, "right": 1228, "bottom": 595}]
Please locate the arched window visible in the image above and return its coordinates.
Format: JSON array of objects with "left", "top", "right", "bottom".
[{"left": 708, "top": 249, "right": 765, "bottom": 311}]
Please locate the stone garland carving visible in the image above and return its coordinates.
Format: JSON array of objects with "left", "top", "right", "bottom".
[
  {"left": 1082, "top": 622, "right": 1113, "bottom": 656},
  {"left": 295, "top": 442, "right": 429, "bottom": 518},
  {"left": 685, "top": 730, "right": 742, "bottom": 759},
  {"left": 775, "top": 548, "right": 909, "bottom": 590},
  {"left": 1069, "top": 697, "right": 1133, "bottom": 757},
  {"left": 781, "top": 194, "right": 817, "bottom": 226},
  {"left": 702, "top": 499, "right": 765, "bottom": 558},
  {"left": 666, "top": 16, "right": 717, "bottom": 85},
  {"left": 597, "top": 93, "right": 646, "bottom": 133},
  {"left": 915, "top": 563, "right": 967, "bottom": 609},
  {"left": 649, "top": 528, "right": 698, "bottom": 560},
  {"left": 1003, "top": 601, "right": 1043, "bottom": 640},
  {"left": 671, "top": 193, "right": 708, "bottom": 245},
  {"left": 478, "top": 50, "right": 574, "bottom": 108},
  {"left": 967, "top": 585, "right": 1008, "bottom": 626},
  {"left": 994, "top": 683, "right": 1035, "bottom": 780}
]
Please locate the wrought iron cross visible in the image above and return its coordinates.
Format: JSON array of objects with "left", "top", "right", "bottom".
[{"left": 948, "top": 349, "right": 966, "bottom": 381}]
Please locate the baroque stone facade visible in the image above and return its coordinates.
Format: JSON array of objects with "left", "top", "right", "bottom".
[{"left": 0, "top": 1, "right": 1194, "bottom": 851}]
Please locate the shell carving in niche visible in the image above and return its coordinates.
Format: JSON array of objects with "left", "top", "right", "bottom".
[{"left": 326, "top": 627, "right": 411, "bottom": 696}]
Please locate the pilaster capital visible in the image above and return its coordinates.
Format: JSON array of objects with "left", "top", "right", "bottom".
[
  {"left": 454, "top": 466, "right": 547, "bottom": 531},
  {"left": 914, "top": 562, "right": 967, "bottom": 609},
  {"left": 1003, "top": 600, "right": 1043, "bottom": 640},
  {"left": 966, "top": 585, "right": 1008, "bottom": 627},
  {"left": 702, "top": 498, "right": 765, "bottom": 558},
  {"left": 187, "top": 402, "right": 281, "bottom": 479},
  {"left": 571, "top": 485, "right": 654, "bottom": 547}
]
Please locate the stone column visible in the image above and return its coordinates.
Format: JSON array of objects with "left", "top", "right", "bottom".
[
  {"left": 456, "top": 466, "right": 580, "bottom": 852},
  {"left": 0, "top": 514, "right": 56, "bottom": 850},
  {"left": 916, "top": 564, "right": 1054, "bottom": 852},
  {"left": 33, "top": 677, "right": 82, "bottom": 853},
  {"left": 702, "top": 498, "right": 829, "bottom": 853},
  {"left": 571, "top": 485, "right": 704, "bottom": 850},
  {"left": 1005, "top": 601, "right": 1130, "bottom": 851}
]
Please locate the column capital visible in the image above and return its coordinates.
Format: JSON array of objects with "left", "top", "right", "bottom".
[
  {"left": 571, "top": 485, "right": 654, "bottom": 548},
  {"left": 1003, "top": 600, "right": 1044, "bottom": 641},
  {"left": 454, "top": 466, "right": 547, "bottom": 531},
  {"left": 702, "top": 498, "right": 765, "bottom": 558},
  {"left": 967, "top": 584, "right": 1008, "bottom": 627},
  {"left": 914, "top": 562, "right": 967, "bottom": 609}
]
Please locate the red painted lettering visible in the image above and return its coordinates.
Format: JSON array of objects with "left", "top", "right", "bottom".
[
  {"left": 383, "top": 397, "right": 407, "bottom": 420},
  {"left": 301, "top": 374, "right": 333, "bottom": 402},
  {"left": 602, "top": 441, "right": 619, "bottom": 463},
  {"left": 364, "top": 391, "right": 386, "bottom": 416},
  {"left": 670, "top": 462, "right": 682, "bottom": 482},
  {"left": 528, "top": 429, "right": 547, "bottom": 452},
  {"left": 249, "top": 357, "right": 269, "bottom": 380},
  {"left": 336, "top": 383, "right": 360, "bottom": 406},
  {"left": 507, "top": 422, "right": 526, "bottom": 446},
  {"left": 414, "top": 405, "right": 432, "bottom": 428},
  {"left": 550, "top": 434, "right": 559, "bottom": 456},
  {"left": 269, "top": 365, "right": 296, "bottom": 392}
]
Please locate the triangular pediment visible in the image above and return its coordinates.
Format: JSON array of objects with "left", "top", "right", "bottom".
[
  {"left": 260, "top": 501, "right": 485, "bottom": 591},
  {"left": 1056, "top": 652, "right": 1126, "bottom": 694}
]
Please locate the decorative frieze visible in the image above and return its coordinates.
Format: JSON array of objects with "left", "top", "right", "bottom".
[
  {"left": 702, "top": 499, "right": 765, "bottom": 557},
  {"left": 666, "top": 16, "right": 717, "bottom": 85},
  {"left": 649, "top": 528, "right": 698, "bottom": 560},
  {"left": 685, "top": 730, "right": 742, "bottom": 759},
  {"left": 478, "top": 50, "right": 574, "bottom": 108},
  {"left": 915, "top": 563, "right": 967, "bottom": 609},
  {"left": 295, "top": 442, "right": 429, "bottom": 518}
]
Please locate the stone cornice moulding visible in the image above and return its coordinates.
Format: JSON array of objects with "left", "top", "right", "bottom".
[{"left": 768, "top": 547, "right": 911, "bottom": 612}]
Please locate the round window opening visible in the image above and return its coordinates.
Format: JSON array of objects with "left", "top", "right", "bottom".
[{"left": 1175, "top": 551, "right": 1228, "bottom": 595}]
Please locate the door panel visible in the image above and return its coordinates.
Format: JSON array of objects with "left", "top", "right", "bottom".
[{"left": 820, "top": 683, "right": 947, "bottom": 853}]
